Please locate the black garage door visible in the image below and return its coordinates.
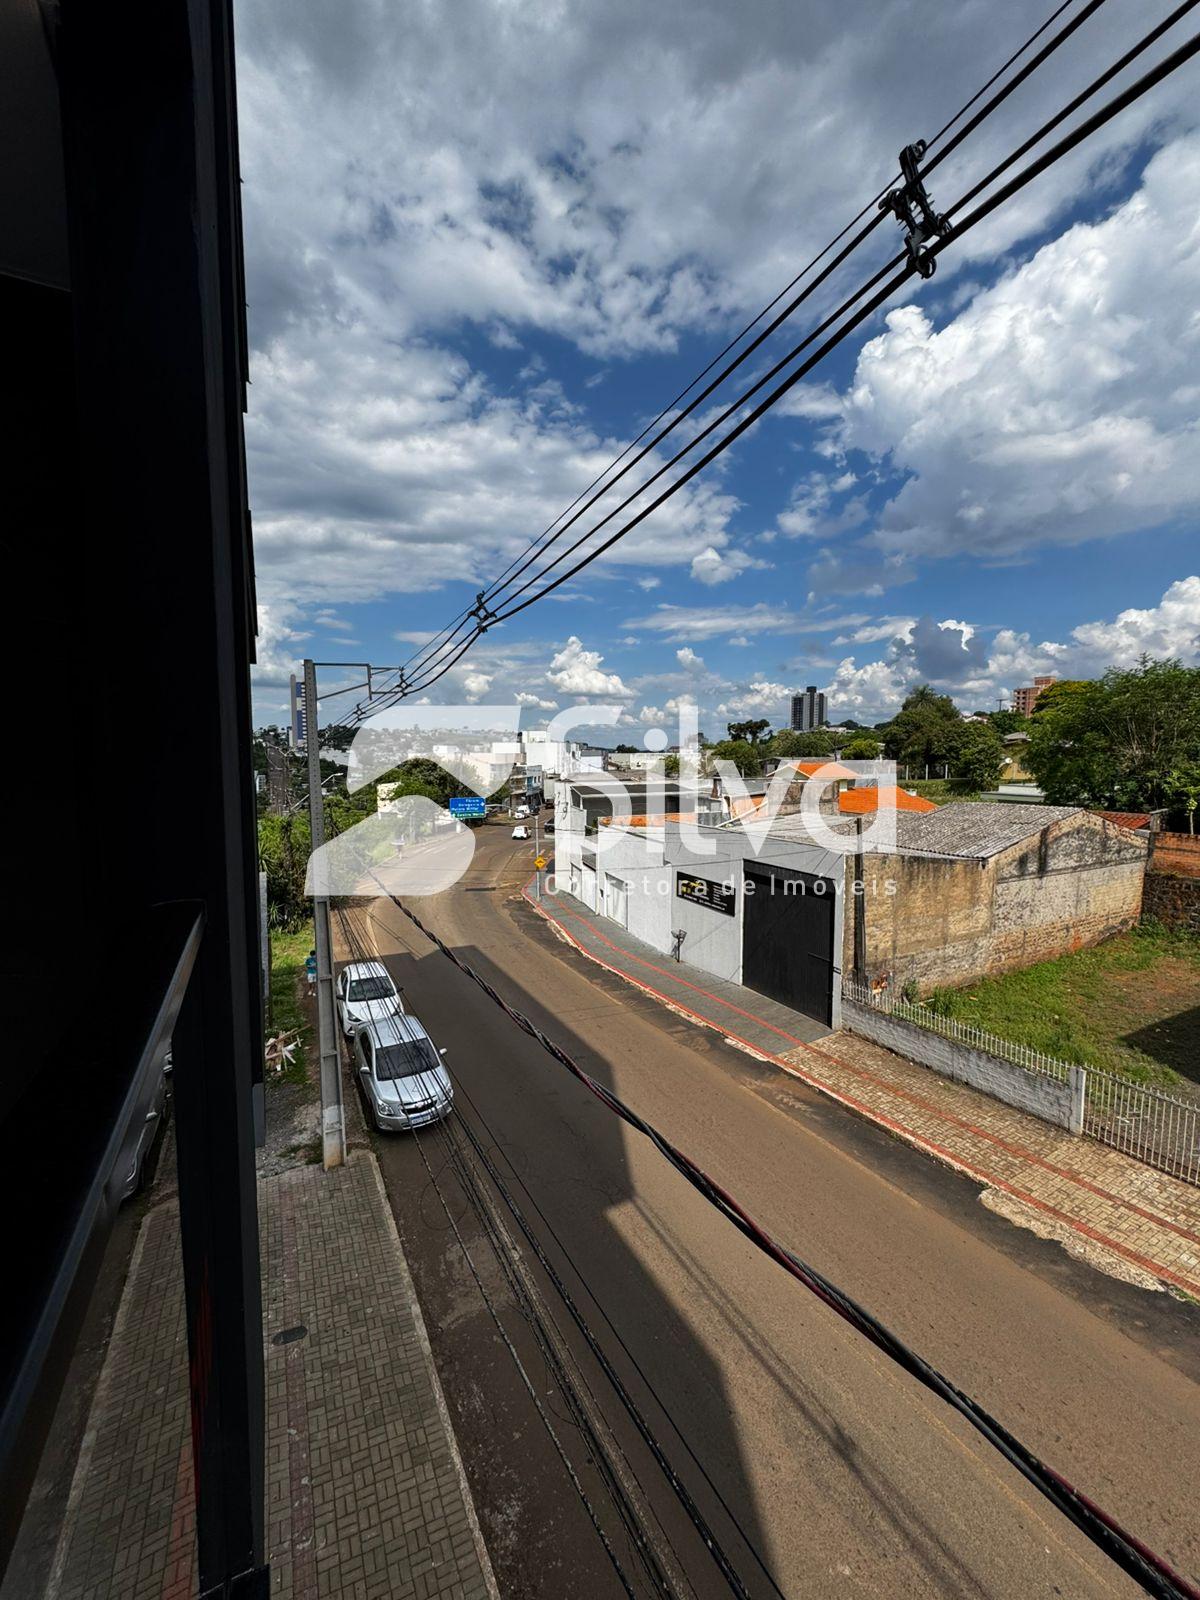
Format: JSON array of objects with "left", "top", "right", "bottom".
[{"left": 742, "top": 867, "right": 836, "bottom": 1025}]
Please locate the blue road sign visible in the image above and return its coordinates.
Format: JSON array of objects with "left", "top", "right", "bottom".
[{"left": 449, "top": 796, "right": 486, "bottom": 818}]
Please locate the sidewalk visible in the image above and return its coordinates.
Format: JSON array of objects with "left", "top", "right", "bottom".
[
  {"left": 527, "top": 882, "right": 1200, "bottom": 1301},
  {"left": 47, "top": 1150, "right": 497, "bottom": 1600}
]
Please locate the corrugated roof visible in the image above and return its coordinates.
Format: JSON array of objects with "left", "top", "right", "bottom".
[
  {"left": 892, "top": 803, "right": 1084, "bottom": 859},
  {"left": 766, "top": 801, "right": 1084, "bottom": 857}
]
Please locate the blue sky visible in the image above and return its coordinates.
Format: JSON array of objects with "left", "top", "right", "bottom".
[{"left": 236, "top": 0, "right": 1200, "bottom": 739}]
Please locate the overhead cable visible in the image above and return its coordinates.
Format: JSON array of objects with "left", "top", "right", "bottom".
[{"left": 372, "top": 879, "right": 1200, "bottom": 1600}]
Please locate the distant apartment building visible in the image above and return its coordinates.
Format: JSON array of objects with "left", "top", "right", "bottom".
[
  {"left": 790, "top": 685, "right": 826, "bottom": 731},
  {"left": 1012, "top": 676, "right": 1056, "bottom": 717}
]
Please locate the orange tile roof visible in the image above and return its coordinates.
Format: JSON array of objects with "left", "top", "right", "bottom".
[
  {"left": 839, "top": 785, "right": 939, "bottom": 815},
  {"left": 1094, "top": 810, "right": 1151, "bottom": 831},
  {"left": 795, "top": 760, "right": 857, "bottom": 779}
]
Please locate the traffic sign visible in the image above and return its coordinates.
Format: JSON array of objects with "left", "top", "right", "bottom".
[
  {"left": 449, "top": 796, "right": 486, "bottom": 817},
  {"left": 534, "top": 856, "right": 547, "bottom": 870}
]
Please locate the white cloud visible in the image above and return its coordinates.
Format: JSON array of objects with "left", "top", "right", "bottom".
[
  {"left": 463, "top": 671, "right": 494, "bottom": 702},
  {"left": 716, "top": 680, "right": 796, "bottom": 717},
  {"left": 252, "top": 601, "right": 309, "bottom": 689},
  {"left": 546, "top": 636, "right": 632, "bottom": 697},
  {"left": 516, "top": 691, "right": 560, "bottom": 709},
  {"left": 676, "top": 646, "right": 705, "bottom": 672},
  {"left": 835, "top": 135, "right": 1200, "bottom": 563},
  {"left": 637, "top": 575, "right": 661, "bottom": 591},
  {"left": 624, "top": 602, "right": 868, "bottom": 641},
  {"left": 689, "top": 545, "right": 770, "bottom": 585}
]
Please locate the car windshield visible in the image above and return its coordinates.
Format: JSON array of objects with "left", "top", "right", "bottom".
[
  {"left": 348, "top": 976, "right": 393, "bottom": 1002},
  {"left": 374, "top": 1036, "right": 442, "bottom": 1081}
]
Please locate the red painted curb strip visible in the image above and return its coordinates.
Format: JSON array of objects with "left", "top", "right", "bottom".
[{"left": 523, "top": 882, "right": 1200, "bottom": 1299}]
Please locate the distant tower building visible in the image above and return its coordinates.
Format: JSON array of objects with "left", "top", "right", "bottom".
[
  {"left": 790, "top": 685, "right": 826, "bottom": 732},
  {"left": 1012, "top": 676, "right": 1056, "bottom": 717}
]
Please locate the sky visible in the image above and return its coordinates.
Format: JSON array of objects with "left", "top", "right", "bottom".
[{"left": 236, "top": 0, "right": 1200, "bottom": 743}]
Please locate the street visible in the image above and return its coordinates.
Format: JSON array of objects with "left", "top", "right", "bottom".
[{"left": 340, "top": 822, "right": 1200, "bottom": 1600}]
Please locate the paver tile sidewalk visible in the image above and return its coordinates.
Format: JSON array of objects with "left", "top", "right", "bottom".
[
  {"left": 48, "top": 1152, "right": 497, "bottom": 1600},
  {"left": 527, "top": 882, "right": 1200, "bottom": 1301}
]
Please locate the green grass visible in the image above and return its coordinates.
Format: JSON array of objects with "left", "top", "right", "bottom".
[
  {"left": 266, "top": 921, "right": 314, "bottom": 1087},
  {"left": 925, "top": 923, "right": 1200, "bottom": 1089},
  {"left": 901, "top": 780, "right": 985, "bottom": 804}
]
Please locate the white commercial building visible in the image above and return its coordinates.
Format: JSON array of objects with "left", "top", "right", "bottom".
[{"left": 553, "top": 778, "right": 846, "bottom": 1029}]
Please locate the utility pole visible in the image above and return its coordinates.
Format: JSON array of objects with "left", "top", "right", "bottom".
[{"left": 304, "top": 659, "right": 345, "bottom": 1170}]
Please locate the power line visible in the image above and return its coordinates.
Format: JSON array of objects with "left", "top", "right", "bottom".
[
  {"left": 349, "top": 898, "right": 784, "bottom": 1599},
  {"left": 347, "top": 0, "right": 1112, "bottom": 721},
  {"left": 332, "top": 906, "right": 655, "bottom": 1599},
  {"left": 371, "top": 878, "right": 1200, "bottom": 1600},
  {"left": 388, "top": 14, "right": 1200, "bottom": 704}
]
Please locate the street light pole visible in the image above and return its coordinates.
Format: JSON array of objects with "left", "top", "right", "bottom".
[{"left": 304, "top": 658, "right": 345, "bottom": 1170}]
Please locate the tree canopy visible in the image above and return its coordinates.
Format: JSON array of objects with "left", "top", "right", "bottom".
[
  {"left": 841, "top": 734, "right": 881, "bottom": 760},
  {"left": 769, "top": 728, "right": 834, "bottom": 758},
  {"left": 726, "top": 718, "right": 772, "bottom": 746},
  {"left": 948, "top": 721, "right": 1005, "bottom": 793},
  {"left": 880, "top": 686, "right": 962, "bottom": 770},
  {"left": 1026, "top": 657, "right": 1200, "bottom": 811}
]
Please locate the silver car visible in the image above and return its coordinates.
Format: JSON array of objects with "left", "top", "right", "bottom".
[
  {"left": 354, "top": 1013, "right": 453, "bottom": 1132},
  {"left": 336, "top": 959, "right": 404, "bottom": 1037}
]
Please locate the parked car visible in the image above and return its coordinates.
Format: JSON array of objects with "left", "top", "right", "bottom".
[
  {"left": 511, "top": 824, "right": 530, "bottom": 840},
  {"left": 514, "top": 805, "right": 530, "bottom": 820},
  {"left": 544, "top": 821, "right": 555, "bottom": 834},
  {"left": 354, "top": 1013, "right": 453, "bottom": 1132},
  {"left": 336, "top": 960, "right": 403, "bottom": 1037},
  {"left": 107, "top": 1042, "right": 171, "bottom": 1206}
]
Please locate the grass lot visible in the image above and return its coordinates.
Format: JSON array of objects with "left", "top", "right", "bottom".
[
  {"left": 267, "top": 921, "right": 314, "bottom": 1087},
  {"left": 925, "top": 923, "right": 1200, "bottom": 1089}
]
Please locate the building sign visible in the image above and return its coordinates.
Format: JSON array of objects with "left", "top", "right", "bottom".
[
  {"left": 449, "top": 796, "right": 486, "bottom": 818},
  {"left": 675, "top": 872, "right": 736, "bottom": 916}
]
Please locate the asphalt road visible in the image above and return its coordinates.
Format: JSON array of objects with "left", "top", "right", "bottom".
[{"left": 339, "top": 821, "right": 1200, "bottom": 1600}]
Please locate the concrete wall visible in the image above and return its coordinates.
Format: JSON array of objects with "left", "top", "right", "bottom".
[
  {"left": 843, "top": 999, "right": 1084, "bottom": 1131},
  {"left": 1143, "top": 870, "right": 1200, "bottom": 933},
  {"left": 845, "top": 812, "right": 1145, "bottom": 993}
]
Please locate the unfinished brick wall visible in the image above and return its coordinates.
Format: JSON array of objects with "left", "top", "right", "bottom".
[
  {"left": 1142, "top": 871, "right": 1200, "bottom": 933},
  {"left": 1150, "top": 832, "right": 1200, "bottom": 879},
  {"left": 845, "top": 813, "right": 1146, "bottom": 993}
]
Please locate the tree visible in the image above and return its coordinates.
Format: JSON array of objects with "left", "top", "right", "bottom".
[
  {"left": 708, "top": 738, "right": 761, "bottom": 775},
  {"left": 1029, "top": 680, "right": 1090, "bottom": 721},
  {"left": 726, "top": 718, "right": 771, "bottom": 746},
  {"left": 258, "top": 812, "right": 311, "bottom": 930},
  {"left": 986, "top": 710, "right": 1031, "bottom": 736},
  {"left": 880, "top": 686, "right": 962, "bottom": 771},
  {"left": 948, "top": 721, "right": 1005, "bottom": 794},
  {"left": 1026, "top": 657, "right": 1200, "bottom": 809},
  {"left": 769, "top": 729, "right": 833, "bottom": 758},
  {"left": 662, "top": 753, "right": 681, "bottom": 778},
  {"left": 842, "top": 734, "right": 881, "bottom": 760}
]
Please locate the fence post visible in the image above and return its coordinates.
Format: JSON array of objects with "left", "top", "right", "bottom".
[{"left": 1068, "top": 1065, "right": 1086, "bottom": 1135}]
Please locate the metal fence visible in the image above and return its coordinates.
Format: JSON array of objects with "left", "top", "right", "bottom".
[
  {"left": 1082, "top": 1068, "right": 1200, "bottom": 1187},
  {"left": 842, "top": 978, "right": 1200, "bottom": 1187}
]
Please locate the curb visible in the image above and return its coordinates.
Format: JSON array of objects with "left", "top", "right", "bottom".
[{"left": 521, "top": 882, "right": 1200, "bottom": 1300}]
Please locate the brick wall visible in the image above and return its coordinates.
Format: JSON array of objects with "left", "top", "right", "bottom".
[
  {"left": 843, "top": 999, "right": 1083, "bottom": 1130},
  {"left": 1142, "top": 871, "right": 1200, "bottom": 933},
  {"left": 1150, "top": 832, "right": 1200, "bottom": 879}
]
